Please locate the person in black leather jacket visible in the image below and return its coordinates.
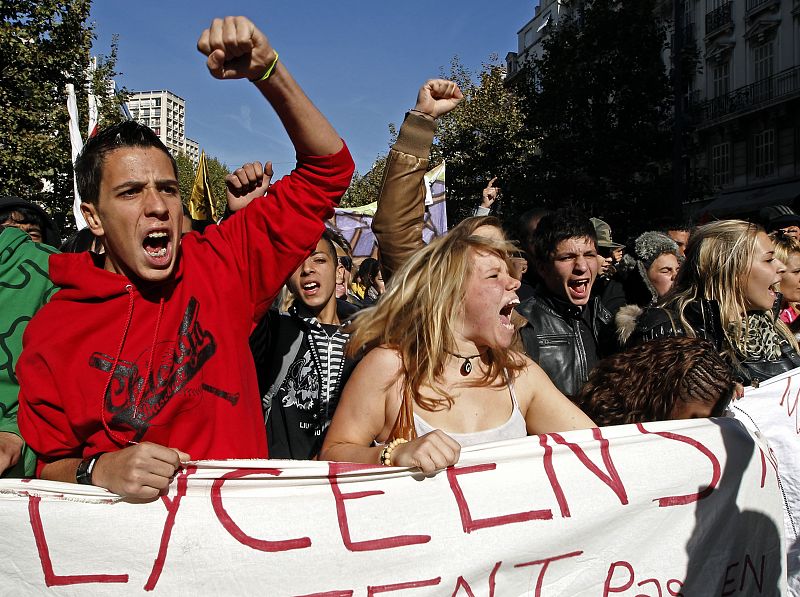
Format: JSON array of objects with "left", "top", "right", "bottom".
[
  {"left": 621, "top": 220, "right": 800, "bottom": 386},
  {"left": 517, "top": 209, "right": 616, "bottom": 398}
]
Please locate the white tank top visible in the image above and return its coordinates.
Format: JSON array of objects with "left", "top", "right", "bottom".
[{"left": 412, "top": 376, "right": 527, "bottom": 447}]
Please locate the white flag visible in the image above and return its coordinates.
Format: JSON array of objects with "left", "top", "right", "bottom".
[
  {"left": 87, "top": 57, "right": 99, "bottom": 139},
  {"left": 423, "top": 160, "right": 445, "bottom": 207},
  {"left": 66, "top": 83, "right": 87, "bottom": 230}
]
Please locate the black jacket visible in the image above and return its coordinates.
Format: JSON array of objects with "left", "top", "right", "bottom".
[
  {"left": 517, "top": 287, "right": 615, "bottom": 398},
  {"left": 250, "top": 300, "right": 358, "bottom": 459},
  {"left": 628, "top": 299, "right": 800, "bottom": 385}
]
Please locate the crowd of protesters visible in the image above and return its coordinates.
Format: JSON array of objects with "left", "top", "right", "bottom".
[{"left": 2, "top": 16, "right": 800, "bottom": 509}]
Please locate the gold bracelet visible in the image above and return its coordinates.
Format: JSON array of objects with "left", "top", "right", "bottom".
[
  {"left": 379, "top": 438, "right": 408, "bottom": 466},
  {"left": 250, "top": 51, "right": 280, "bottom": 83}
]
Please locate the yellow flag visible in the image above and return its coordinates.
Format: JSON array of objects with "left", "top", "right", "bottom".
[{"left": 188, "top": 150, "right": 217, "bottom": 222}]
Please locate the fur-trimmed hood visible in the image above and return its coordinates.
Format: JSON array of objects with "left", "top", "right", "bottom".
[{"left": 615, "top": 303, "right": 644, "bottom": 345}]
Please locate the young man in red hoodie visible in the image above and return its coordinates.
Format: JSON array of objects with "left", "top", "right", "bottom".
[{"left": 16, "top": 16, "right": 354, "bottom": 498}]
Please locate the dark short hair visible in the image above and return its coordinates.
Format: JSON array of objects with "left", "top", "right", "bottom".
[
  {"left": 531, "top": 208, "right": 596, "bottom": 263},
  {"left": 320, "top": 228, "right": 338, "bottom": 260},
  {"left": 325, "top": 227, "right": 352, "bottom": 257},
  {"left": 518, "top": 208, "right": 551, "bottom": 243},
  {"left": 75, "top": 120, "right": 178, "bottom": 205},
  {"left": 60, "top": 227, "right": 100, "bottom": 253},
  {"left": 0, "top": 205, "right": 44, "bottom": 231}
]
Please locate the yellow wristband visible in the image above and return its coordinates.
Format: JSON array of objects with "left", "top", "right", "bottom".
[{"left": 250, "top": 51, "right": 279, "bottom": 83}]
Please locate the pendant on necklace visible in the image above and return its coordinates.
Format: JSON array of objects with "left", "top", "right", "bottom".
[{"left": 449, "top": 350, "right": 481, "bottom": 376}]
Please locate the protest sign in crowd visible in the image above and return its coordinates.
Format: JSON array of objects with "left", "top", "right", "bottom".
[{"left": 2, "top": 14, "right": 800, "bottom": 595}]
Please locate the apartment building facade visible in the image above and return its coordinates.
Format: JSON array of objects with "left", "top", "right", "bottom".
[
  {"left": 126, "top": 90, "right": 198, "bottom": 165},
  {"left": 507, "top": 0, "right": 800, "bottom": 217},
  {"left": 685, "top": 0, "right": 800, "bottom": 216},
  {"left": 185, "top": 137, "right": 200, "bottom": 165},
  {"left": 506, "top": 0, "right": 580, "bottom": 80}
]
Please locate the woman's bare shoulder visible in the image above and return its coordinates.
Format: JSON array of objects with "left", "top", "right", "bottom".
[
  {"left": 360, "top": 345, "right": 403, "bottom": 368},
  {"left": 509, "top": 353, "right": 556, "bottom": 398}
]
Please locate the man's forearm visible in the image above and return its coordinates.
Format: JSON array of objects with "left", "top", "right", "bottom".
[
  {"left": 255, "top": 62, "right": 342, "bottom": 157},
  {"left": 39, "top": 458, "right": 81, "bottom": 483}
]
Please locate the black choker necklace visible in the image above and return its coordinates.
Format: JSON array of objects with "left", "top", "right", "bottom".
[{"left": 447, "top": 350, "right": 483, "bottom": 376}]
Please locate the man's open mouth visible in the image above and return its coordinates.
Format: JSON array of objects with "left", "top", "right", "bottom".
[
  {"left": 143, "top": 231, "right": 170, "bottom": 260},
  {"left": 568, "top": 278, "right": 590, "bottom": 299}
]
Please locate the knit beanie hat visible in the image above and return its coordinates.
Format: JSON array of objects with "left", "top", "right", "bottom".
[{"left": 633, "top": 231, "right": 682, "bottom": 270}]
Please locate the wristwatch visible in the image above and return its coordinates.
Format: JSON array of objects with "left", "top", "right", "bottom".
[{"left": 75, "top": 453, "right": 104, "bottom": 485}]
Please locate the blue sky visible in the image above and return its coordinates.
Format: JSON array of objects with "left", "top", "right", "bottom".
[{"left": 89, "top": 1, "right": 537, "bottom": 178}]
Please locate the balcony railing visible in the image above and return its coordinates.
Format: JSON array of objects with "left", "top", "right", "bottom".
[
  {"left": 746, "top": 0, "right": 774, "bottom": 12},
  {"left": 692, "top": 65, "right": 800, "bottom": 123},
  {"left": 705, "top": 1, "right": 733, "bottom": 35}
]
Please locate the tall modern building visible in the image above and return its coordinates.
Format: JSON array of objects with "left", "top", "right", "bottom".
[
  {"left": 185, "top": 137, "right": 200, "bottom": 165},
  {"left": 126, "top": 90, "right": 197, "bottom": 164},
  {"left": 507, "top": 0, "right": 800, "bottom": 218}
]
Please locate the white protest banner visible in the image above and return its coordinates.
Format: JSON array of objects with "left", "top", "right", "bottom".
[
  {"left": 0, "top": 419, "right": 786, "bottom": 596},
  {"left": 731, "top": 367, "right": 800, "bottom": 595}
]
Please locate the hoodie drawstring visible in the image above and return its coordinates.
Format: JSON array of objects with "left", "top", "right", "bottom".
[
  {"left": 99, "top": 285, "right": 165, "bottom": 446},
  {"left": 134, "top": 297, "right": 164, "bottom": 417}
]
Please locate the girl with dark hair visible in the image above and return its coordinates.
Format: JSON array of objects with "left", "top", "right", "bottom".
[
  {"left": 350, "top": 257, "right": 385, "bottom": 306},
  {"left": 577, "top": 336, "right": 735, "bottom": 425}
]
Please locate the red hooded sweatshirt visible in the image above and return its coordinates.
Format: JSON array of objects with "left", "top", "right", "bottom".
[{"left": 17, "top": 145, "right": 354, "bottom": 474}]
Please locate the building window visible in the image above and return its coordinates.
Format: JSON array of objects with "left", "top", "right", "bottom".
[
  {"left": 712, "top": 61, "right": 730, "bottom": 98},
  {"left": 754, "top": 129, "right": 776, "bottom": 178},
  {"left": 711, "top": 142, "right": 731, "bottom": 186},
  {"left": 524, "top": 28, "right": 534, "bottom": 48},
  {"left": 753, "top": 40, "right": 774, "bottom": 81}
]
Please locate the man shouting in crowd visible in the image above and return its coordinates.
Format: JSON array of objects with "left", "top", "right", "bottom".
[{"left": 17, "top": 16, "right": 354, "bottom": 498}]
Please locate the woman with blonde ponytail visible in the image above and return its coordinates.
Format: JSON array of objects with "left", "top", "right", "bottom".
[{"left": 320, "top": 226, "right": 594, "bottom": 473}]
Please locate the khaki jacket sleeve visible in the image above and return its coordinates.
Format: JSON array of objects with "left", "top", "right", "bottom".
[{"left": 372, "top": 112, "right": 436, "bottom": 280}]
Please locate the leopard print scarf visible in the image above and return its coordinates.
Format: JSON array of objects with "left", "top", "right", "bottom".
[{"left": 732, "top": 311, "right": 783, "bottom": 361}]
